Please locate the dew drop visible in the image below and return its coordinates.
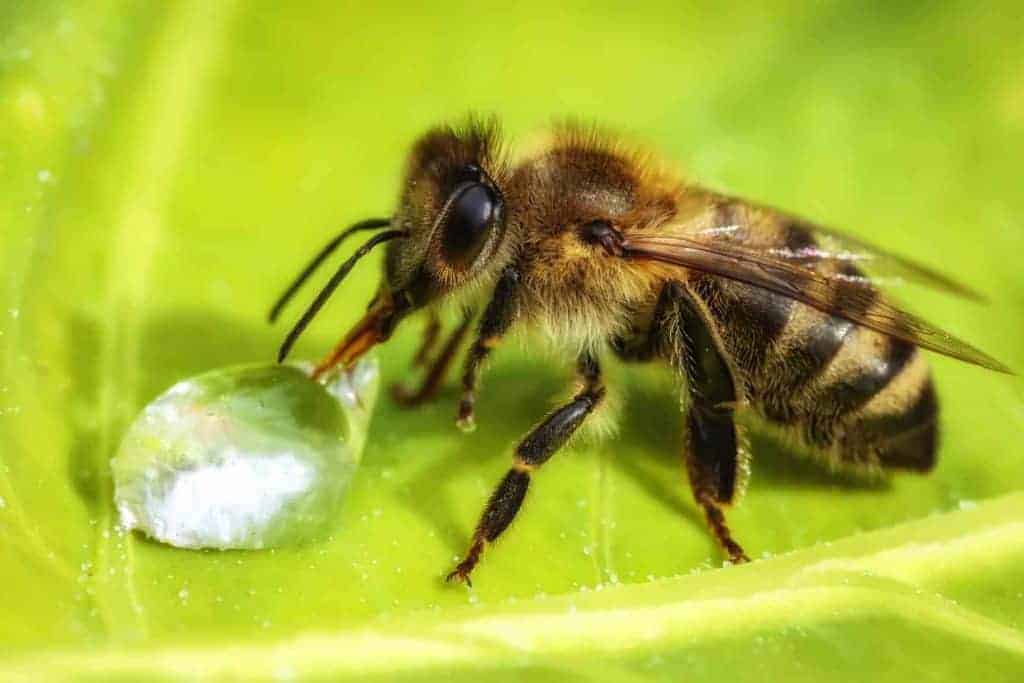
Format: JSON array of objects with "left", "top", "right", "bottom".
[{"left": 112, "top": 359, "right": 379, "bottom": 550}]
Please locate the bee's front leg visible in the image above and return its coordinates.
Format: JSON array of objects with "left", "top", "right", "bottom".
[
  {"left": 456, "top": 265, "right": 521, "bottom": 432},
  {"left": 391, "top": 310, "right": 474, "bottom": 407},
  {"left": 446, "top": 353, "right": 604, "bottom": 585}
]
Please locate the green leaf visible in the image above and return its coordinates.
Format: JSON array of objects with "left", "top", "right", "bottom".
[{"left": 2, "top": 1, "right": 1023, "bottom": 680}]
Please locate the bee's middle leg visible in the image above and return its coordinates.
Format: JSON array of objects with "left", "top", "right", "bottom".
[
  {"left": 392, "top": 311, "right": 474, "bottom": 407},
  {"left": 446, "top": 354, "right": 604, "bottom": 585},
  {"left": 412, "top": 311, "right": 442, "bottom": 368}
]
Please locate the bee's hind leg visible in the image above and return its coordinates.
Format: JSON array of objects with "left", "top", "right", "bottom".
[
  {"left": 660, "top": 281, "right": 750, "bottom": 564},
  {"left": 685, "top": 406, "right": 749, "bottom": 564},
  {"left": 392, "top": 310, "right": 474, "bottom": 407}
]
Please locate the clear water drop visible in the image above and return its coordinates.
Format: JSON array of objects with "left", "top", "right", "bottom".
[{"left": 112, "top": 358, "right": 378, "bottom": 550}]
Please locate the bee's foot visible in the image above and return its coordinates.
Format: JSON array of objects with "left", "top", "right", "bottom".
[
  {"left": 445, "top": 562, "right": 475, "bottom": 587},
  {"left": 725, "top": 540, "right": 750, "bottom": 565},
  {"left": 390, "top": 382, "right": 434, "bottom": 408},
  {"left": 456, "top": 397, "right": 476, "bottom": 432}
]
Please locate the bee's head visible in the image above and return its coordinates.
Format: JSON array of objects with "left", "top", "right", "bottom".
[
  {"left": 385, "top": 116, "right": 510, "bottom": 306},
  {"left": 272, "top": 117, "right": 512, "bottom": 370}
]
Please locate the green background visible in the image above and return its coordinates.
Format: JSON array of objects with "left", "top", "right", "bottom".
[{"left": 2, "top": 1, "right": 1023, "bottom": 680}]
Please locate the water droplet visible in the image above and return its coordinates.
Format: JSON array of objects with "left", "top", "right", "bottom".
[
  {"left": 112, "top": 359, "right": 379, "bottom": 549},
  {"left": 37, "top": 169, "right": 54, "bottom": 184}
]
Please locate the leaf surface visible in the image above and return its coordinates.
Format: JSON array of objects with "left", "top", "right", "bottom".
[{"left": 2, "top": 2, "right": 1023, "bottom": 680}]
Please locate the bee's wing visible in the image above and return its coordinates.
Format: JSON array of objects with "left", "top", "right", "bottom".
[
  {"left": 623, "top": 235, "right": 1012, "bottom": 374},
  {"left": 694, "top": 219, "right": 986, "bottom": 301}
]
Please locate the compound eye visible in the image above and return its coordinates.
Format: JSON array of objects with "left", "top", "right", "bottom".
[{"left": 441, "top": 182, "right": 498, "bottom": 268}]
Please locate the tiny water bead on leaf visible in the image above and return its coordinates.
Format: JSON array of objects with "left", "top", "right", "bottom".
[{"left": 112, "top": 358, "right": 379, "bottom": 550}]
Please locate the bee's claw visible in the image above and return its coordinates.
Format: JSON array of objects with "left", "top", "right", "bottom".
[
  {"left": 445, "top": 565, "right": 474, "bottom": 588},
  {"left": 728, "top": 547, "right": 751, "bottom": 564},
  {"left": 447, "top": 539, "right": 483, "bottom": 586}
]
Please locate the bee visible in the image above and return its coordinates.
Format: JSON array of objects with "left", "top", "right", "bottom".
[{"left": 269, "top": 116, "right": 1010, "bottom": 585}]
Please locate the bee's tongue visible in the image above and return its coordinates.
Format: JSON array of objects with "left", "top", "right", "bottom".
[{"left": 312, "top": 297, "right": 396, "bottom": 379}]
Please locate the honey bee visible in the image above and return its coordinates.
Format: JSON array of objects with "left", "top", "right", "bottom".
[{"left": 270, "top": 116, "right": 1010, "bottom": 585}]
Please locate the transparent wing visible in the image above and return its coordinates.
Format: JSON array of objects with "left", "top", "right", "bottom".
[
  {"left": 693, "top": 219, "right": 986, "bottom": 301},
  {"left": 623, "top": 235, "right": 1011, "bottom": 374}
]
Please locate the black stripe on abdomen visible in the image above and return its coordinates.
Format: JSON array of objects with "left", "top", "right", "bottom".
[
  {"left": 860, "top": 376, "right": 938, "bottom": 438},
  {"left": 844, "top": 377, "right": 939, "bottom": 472},
  {"left": 690, "top": 275, "right": 794, "bottom": 375},
  {"left": 874, "top": 420, "right": 939, "bottom": 472},
  {"left": 804, "top": 332, "right": 917, "bottom": 447},
  {"left": 760, "top": 260, "right": 880, "bottom": 425},
  {"left": 761, "top": 314, "right": 854, "bottom": 423}
]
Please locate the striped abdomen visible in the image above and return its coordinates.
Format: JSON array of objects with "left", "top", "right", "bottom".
[{"left": 686, "top": 202, "right": 938, "bottom": 473}]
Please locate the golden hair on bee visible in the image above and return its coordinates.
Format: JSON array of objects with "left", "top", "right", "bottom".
[{"left": 270, "top": 115, "right": 1010, "bottom": 585}]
